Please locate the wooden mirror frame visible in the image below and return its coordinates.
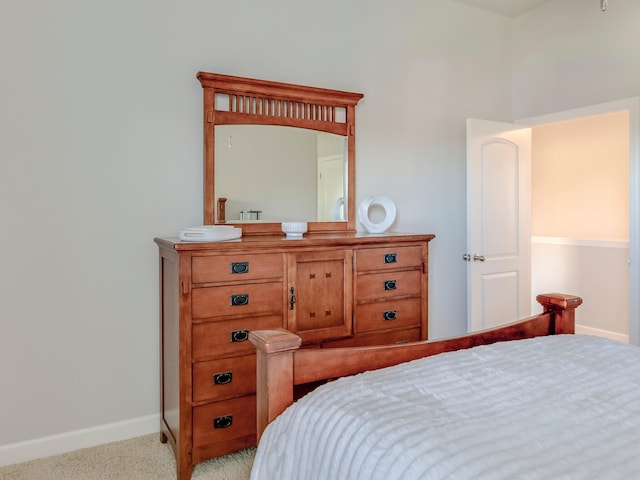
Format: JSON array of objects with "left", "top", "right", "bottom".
[{"left": 197, "top": 71, "right": 364, "bottom": 235}]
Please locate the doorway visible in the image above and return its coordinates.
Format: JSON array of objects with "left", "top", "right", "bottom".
[{"left": 518, "top": 98, "right": 640, "bottom": 345}]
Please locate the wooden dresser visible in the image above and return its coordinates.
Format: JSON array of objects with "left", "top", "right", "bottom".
[{"left": 155, "top": 232, "right": 434, "bottom": 480}]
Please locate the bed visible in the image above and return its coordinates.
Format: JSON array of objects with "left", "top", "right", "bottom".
[{"left": 248, "top": 293, "right": 640, "bottom": 479}]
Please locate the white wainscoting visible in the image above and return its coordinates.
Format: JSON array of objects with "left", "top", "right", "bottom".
[
  {"left": 531, "top": 236, "right": 629, "bottom": 343},
  {"left": 0, "top": 414, "right": 159, "bottom": 467}
]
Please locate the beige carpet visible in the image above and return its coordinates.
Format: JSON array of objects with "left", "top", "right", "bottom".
[{"left": 0, "top": 434, "right": 255, "bottom": 480}]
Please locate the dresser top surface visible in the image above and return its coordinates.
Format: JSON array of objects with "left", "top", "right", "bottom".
[{"left": 155, "top": 231, "right": 435, "bottom": 252}]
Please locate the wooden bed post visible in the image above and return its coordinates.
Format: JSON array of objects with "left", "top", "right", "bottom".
[
  {"left": 536, "top": 293, "right": 583, "bottom": 334},
  {"left": 249, "top": 329, "right": 302, "bottom": 441}
]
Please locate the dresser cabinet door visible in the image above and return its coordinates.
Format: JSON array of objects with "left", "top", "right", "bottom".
[{"left": 287, "top": 250, "right": 353, "bottom": 343}]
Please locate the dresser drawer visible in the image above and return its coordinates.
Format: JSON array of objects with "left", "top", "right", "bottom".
[
  {"left": 192, "top": 253, "right": 283, "bottom": 284},
  {"left": 193, "top": 354, "right": 256, "bottom": 403},
  {"left": 356, "top": 270, "right": 421, "bottom": 302},
  {"left": 192, "top": 282, "right": 283, "bottom": 319},
  {"left": 192, "top": 395, "right": 256, "bottom": 449},
  {"left": 355, "top": 245, "right": 422, "bottom": 272},
  {"left": 192, "top": 314, "right": 284, "bottom": 360},
  {"left": 355, "top": 298, "right": 421, "bottom": 334}
]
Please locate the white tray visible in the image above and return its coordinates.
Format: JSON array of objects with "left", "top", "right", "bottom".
[{"left": 178, "top": 226, "right": 242, "bottom": 242}]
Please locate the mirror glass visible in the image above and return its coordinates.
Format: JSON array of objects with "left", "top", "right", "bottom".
[{"left": 215, "top": 125, "right": 347, "bottom": 223}]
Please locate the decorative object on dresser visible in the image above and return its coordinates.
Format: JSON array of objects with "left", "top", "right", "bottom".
[
  {"left": 281, "top": 221, "right": 307, "bottom": 239},
  {"left": 156, "top": 70, "right": 435, "bottom": 480},
  {"left": 357, "top": 195, "right": 397, "bottom": 233},
  {"left": 178, "top": 225, "right": 242, "bottom": 242}
]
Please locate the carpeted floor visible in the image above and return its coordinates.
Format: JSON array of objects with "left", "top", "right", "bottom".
[{"left": 0, "top": 434, "right": 255, "bottom": 480}]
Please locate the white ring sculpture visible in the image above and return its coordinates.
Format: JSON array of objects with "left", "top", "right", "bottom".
[{"left": 357, "top": 196, "right": 396, "bottom": 234}]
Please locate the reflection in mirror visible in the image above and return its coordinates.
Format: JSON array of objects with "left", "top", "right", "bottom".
[{"left": 215, "top": 125, "right": 347, "bottom": 223}]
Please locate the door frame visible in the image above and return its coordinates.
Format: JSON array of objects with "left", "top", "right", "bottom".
[{"left": 517, "top": 97, "right": 640, "bottom": 345}]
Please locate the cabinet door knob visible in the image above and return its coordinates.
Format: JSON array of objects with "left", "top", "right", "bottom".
[{"left": 384, "top": 253, "right": 397, "bottom": 264}]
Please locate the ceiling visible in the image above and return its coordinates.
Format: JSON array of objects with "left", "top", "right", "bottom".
[{"left": 455, "top": 0, "right": 555, "bottom": 17}]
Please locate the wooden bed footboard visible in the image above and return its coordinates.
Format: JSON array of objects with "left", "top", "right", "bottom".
[{"left": 249, "top": 293, "right": 582, "bottom": 440}]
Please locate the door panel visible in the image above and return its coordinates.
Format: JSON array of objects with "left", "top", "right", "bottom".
[
  {"left": 481, "top": 271, "right": 519, "bottom": 329},
  {"left": 467, "top": 119, "right": 532, "bottom": 332}
]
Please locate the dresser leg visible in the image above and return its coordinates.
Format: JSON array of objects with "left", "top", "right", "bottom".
[{"left": 177, "top": 457, "right": 193, "bottom": 480}]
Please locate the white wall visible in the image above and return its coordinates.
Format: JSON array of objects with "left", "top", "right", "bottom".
[
  {"left": 531, "top": 238, "right": 629, "bottom": 341},
  {"left": 0, "top": 0, "right": 513, "bottom": 461},
  {"left": 512, "top": 0, "right": 640, "bottom": 119},
  {"left": 531, "top": 112, "right": 630, "bottom": 240}
]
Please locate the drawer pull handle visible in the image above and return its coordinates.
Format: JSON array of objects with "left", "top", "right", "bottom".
[
  {"left": 213, "top": 415, "right": 233, "bottom": 429},
  {"left": 231, "top": 330, "right": 249, "bottom": 342},
  {"left": 231, "top": 262, "right": 249, "bottom": 274},
  {"left": 384, "top": 280, "right": 397, "bottom": 291},
  {"left": 230, "top": 294, "right": 249, "bottom": 306},
  {"left": 214, "top": 371, "right": 233, "bottom": 385},
  {"left": 383, "top": 310, "right": 397, "bottom": 321},
  {"left": 384, "top": 253, "right": 397, "bottom": 264}
]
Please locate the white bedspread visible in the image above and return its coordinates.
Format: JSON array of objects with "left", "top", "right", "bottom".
[{"left": 250, "top": 335, "right": 640, "bottom": 479}]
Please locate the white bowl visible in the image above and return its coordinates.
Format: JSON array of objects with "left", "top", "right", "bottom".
[{"left": 281, "top": 221, "right": 307, "bottom": 239}]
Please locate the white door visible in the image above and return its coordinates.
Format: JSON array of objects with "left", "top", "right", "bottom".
[
  {"left": 317, "top": 154, "right": 344, "bottom": 221},
  {"left": 466, "top": 119, "right": 532, "bottom": 332}
]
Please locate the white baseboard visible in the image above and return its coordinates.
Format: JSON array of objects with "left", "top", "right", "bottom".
[
  {"left": 0, "top": 414, "right": 160, "bottom": 467},
  {"left": 576, "top": 324, "right": 629, "bottom": 344}
]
